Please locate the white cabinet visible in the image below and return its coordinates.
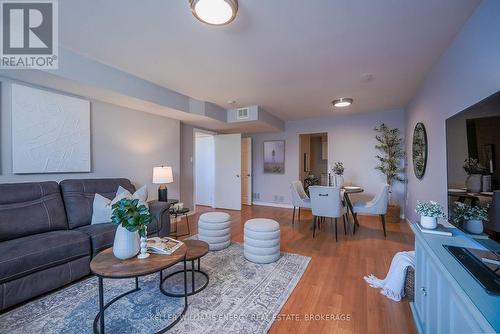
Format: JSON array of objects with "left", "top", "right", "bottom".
[{"left": 413, "top": 237, "right": 496, "bottom": 333}]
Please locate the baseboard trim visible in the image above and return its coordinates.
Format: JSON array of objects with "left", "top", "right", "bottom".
[{"left": 252, "top": 201, "right": 294, "bottom": 209}]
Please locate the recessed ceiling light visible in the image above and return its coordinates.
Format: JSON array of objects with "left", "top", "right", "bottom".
[
  {"left": 332, "top": 98, "right": 353, "bottom": 108},
  {"left": 227, "top": 100, "right": 236, "bottom": 105},
  {"left": 189, "top": 0, "right": 238, "bottom": 26}
]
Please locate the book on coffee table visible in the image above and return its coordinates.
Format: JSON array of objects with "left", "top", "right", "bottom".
[{"left": 147, "top": 237, "right": 184, "bottom": 255}]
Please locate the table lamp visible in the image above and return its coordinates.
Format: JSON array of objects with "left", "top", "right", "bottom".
[{"left": 153, "top": 166, "right": 173, "bottom": 202}]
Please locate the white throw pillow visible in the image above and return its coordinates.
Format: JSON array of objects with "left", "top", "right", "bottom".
[{"left": 90, "top": 185, "right": 149, "bottom": 225}]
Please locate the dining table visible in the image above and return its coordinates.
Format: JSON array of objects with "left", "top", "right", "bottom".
[{"left": 341, "top": 186, "right": 364, "bottom": 234}]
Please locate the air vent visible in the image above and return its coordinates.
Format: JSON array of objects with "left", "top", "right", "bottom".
[{"left": 237, "top": 107, "right": 249, "bottom": 120}]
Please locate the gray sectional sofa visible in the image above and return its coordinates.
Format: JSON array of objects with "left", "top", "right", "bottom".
[{"left": 0, "top": 178, "right": 171, "bottom": 311}]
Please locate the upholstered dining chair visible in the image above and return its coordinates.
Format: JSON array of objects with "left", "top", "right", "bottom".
[
  {"left": 309, "top": 186, "right": 348, "bottom": 241},
  {"left": 290, "top": 181, "right": 311, "bottom": 225},
  {"left": 352, "top": 184, "right": 390, "bottom": 237}
]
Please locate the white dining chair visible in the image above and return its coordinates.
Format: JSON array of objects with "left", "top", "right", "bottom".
[
  {"left": 309, "top": 186, "right": 348, "bottom": 241},
  {"left": 290, "top": 181, "right": 311, "bottom": 225},
  {"left": 352, "top": 184, "right": 390, "bottom": 237}
]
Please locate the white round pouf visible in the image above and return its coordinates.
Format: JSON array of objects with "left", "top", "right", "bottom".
[
  {"left": 198, "top": 212, "right": 231, "bottom": 251},
  {"left": 244, "top": 218, "right": 281, "bottom": 264}
]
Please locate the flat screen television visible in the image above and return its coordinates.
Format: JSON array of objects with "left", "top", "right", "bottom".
[{"left": 446, "top": 91, "right": 500, "bottom": 242}]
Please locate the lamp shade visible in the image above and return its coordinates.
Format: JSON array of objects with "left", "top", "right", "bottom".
[{"left": 153, "top": 166, "right": 173, "bottom": 184}]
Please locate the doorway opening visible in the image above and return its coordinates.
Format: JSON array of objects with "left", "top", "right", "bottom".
[
  {"left": 193, "top": 130, "right": 250, "bottom": 211},
  {"left": 299, "top": 133, "right": 328, "bottom": 192}
]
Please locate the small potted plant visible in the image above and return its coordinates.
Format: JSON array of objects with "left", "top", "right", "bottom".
[
  {"left": 415, "top": 200, "right": 446, "bottom": 229},
  {"left": 111, "top": 198, "right": 152, "bottom": 260},
  {"left": 331, "top": 161, "right": 345, "bottom": 187},
  {"left": 453, "top": 202, "right": 489, "bottom": 234},
  {"left": 463, "top": 158, "right": 485, "bottom": 193}
]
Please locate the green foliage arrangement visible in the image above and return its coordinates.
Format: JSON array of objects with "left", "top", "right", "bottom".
[
  {"left": 111, "top": 198, "right": 152, "bottom": 237},
  {"left": 415, "top": 200, "right": 447, "bottom": 218},
  {"left": 332, "top": 161, "right": 344, "bottom": 176},
  {"left": 462, "top": 158, "right": 486, "bottom": 175},
  {"left": 453, "top": 202, "right": 489, "bottom": 223},
  {"left": 374, "top": 123, "right": 405, "bottom": 186}
]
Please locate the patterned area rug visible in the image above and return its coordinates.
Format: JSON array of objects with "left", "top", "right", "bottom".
[{"left": 0, "top": 241, "right": 310, "bottom": 334}]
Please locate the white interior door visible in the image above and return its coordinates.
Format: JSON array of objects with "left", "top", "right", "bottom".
[
  {"left": 214, "top": 133, "right": 242, "bottom": 210},
  {"left": 195, "top": 133, "right": 214, "bottom": 206},
  {"left": 241, "top": 138, "right": 252, "bottom": 205}
]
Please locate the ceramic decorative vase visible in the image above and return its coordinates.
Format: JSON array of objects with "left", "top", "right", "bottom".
[
  {"left": 465, "top": 174, "right": 482, "bottom": 193},
  {"left": 137, "top": 226, "right": 150, "bottom": 259},
  {"left": 113, "top": 225, "right": 140, "bottom": 260},
  {"left": 463, "top": 219, "right": 484, "bottom": 234},
  {"left": 334, "top": 175, "right": 344, "bottom": 187},
  {"left": 420, "top": 216, "right": 437, "bottom": 229}
]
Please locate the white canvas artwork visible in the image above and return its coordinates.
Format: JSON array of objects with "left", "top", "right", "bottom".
[{"left": 11, "top": 84, "right": 91, "bottom": 173}]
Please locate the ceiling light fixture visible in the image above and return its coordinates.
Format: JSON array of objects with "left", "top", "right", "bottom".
[
  {"left": 332, "top": 98, "right": 353, "bottom": 108},
  {"left": 189, "top": 0, "right": 238, "bottom": 26}
]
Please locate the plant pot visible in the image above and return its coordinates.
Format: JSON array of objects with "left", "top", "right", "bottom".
[
  {"left": 463, "top": 219, "right": 484, "bottom": 234},
  {"left": 387, "top": 204, "right": 401, "bottom": 224},
  {"left": 334, "top": 175, "right": 344, "bottom": 187},
  {"left": 420, "top": 216, "right": 437, "bottom": 229},
  {"left": 113, "top": 225, "right": 140, "bottom": 260},
  {"left": 465, "top": 174, "right": 482, "bottom": 193}
]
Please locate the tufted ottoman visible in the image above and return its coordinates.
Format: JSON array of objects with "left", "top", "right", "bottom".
[
  {"left": 198, "top": 212, "right": 231, "bottom": 251},
  {"left": 244, "top": 218, "right": 281, "bottom": 264}
]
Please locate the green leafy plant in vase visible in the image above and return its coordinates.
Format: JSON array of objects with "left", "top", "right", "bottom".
[
  {"left": 415, "top": 200, "right": 446, "bottom": 229},
  {"left": 111, "top": 198, "right": 152, "bottom": 260},
  {"left": 331, "top": 161, "right": 345, "bottom": 187},
  {"left": 453, "top": 201, "right": 489, "bottom": 234}
]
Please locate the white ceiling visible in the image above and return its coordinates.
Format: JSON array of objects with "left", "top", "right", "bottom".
[{"left": 59, "top": 0, "right": 479, "bottom": 121}]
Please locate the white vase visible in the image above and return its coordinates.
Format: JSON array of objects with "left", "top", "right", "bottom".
[
  {"left": 334, "top": 175, "right": 344, "bottom": 187},
  {"left": 465, "top": 174, "right": 482, "bottom": 193},
  {"left": 420, "top": 216, "right": 437, "bottom": 229},
  {"left": 463, "top": 220, "right": 484, "bottom": 234},
  {"left": 113, "top": 225, "right": 140, "bottom": 260}
]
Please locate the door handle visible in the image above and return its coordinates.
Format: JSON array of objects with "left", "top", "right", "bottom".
[{"left": 247, "top": 174, "right": 251, "bottom": 177}]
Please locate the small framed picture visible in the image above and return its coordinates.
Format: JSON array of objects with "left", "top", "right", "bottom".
[{"left": 263, "top": 140, "right": 285, "bottom": 174}]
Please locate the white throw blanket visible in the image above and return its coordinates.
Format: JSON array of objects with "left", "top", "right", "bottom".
[{"left": 364, "top": 251, "right": 415, "bottom": 302}]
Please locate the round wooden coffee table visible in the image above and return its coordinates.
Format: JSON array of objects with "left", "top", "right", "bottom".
[
  {"left": 161, "top": 240, "right": 209, "bottom": 297},
  {"left": 90, "top": 244, "right": 187, "bottom": 334}
]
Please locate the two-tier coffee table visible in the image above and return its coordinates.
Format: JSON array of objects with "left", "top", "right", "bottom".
[{"left": 90, "top": 244, "right": 188, "bottom": 334}]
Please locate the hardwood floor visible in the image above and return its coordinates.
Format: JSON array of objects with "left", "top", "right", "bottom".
[{"left": 174, "top": 204, "right": 416, "bottom": 334}]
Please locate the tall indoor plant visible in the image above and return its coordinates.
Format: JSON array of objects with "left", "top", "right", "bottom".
[
  {"left": 374, "top": 123, "right": 405, "bottom": 222},
  {"left": 111, "top": 198, "right": 152, "bottom": 260}
]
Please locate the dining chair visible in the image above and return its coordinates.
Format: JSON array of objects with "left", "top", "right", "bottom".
[
  {"left": 352, "top": 184, "right": 390, "bottom": 237},
  {"left": 309, "top": 186, "right": 348, "bottom": 241},
  {"left": 290, "top": 181, "right": 311, "bottom": 225}
]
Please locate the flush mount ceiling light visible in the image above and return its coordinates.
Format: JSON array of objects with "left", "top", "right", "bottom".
[
  {"left": 332, "top": 98, "right": 353, "bottom": 108},
  {"left": 189, "top": 0, "right": 238, "bottom": 26}
]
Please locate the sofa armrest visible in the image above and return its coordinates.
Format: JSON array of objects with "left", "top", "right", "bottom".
[{"left": 148, "top": 200, "right": 171, "bottom": 237}]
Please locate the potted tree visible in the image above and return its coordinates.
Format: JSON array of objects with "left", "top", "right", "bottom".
[
  {"left": 453, "top": 202, "right": 489, "bottom": 234},
  {"left": 374, "top": 123, "right": 405, "bottom": 223},
  {"left": 111, "top": 198, "right": 152, "bottom": 260}
]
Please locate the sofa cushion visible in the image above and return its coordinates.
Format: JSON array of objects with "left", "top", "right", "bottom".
[
  {"left": 76, "top": 222, "right": 158, "bottom": 256},
  {"left": 0, "top": 230, "right": 90, "bottom": 283},
  {"left": 0, "top": 182, "right": 68, "bottom": 242},
  {"left": 60, "top": 179, "right": 135, "bottom": 229}
]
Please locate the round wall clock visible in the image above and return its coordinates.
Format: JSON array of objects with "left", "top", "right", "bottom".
[{"left": 412, "top": 122, "right": 428, "bottom": 180}]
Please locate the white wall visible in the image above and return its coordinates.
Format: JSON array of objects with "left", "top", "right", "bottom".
[
  {"left": 405, "top": 0, "right": 500, "bottom": 222},
  {"left": 0, "top": 79, "right": 180, "bottom": 200},
  {"left": 195, "top": 134, "right": 214, "bottom": 206},
  {"left": 249, "top": 109, "right": 406, "bottom": 215}
]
